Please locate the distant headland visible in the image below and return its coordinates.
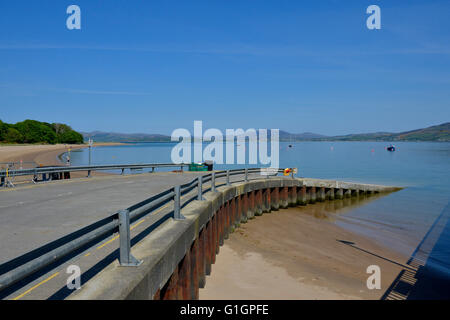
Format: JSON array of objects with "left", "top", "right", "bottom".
[{"left": 82, "top": 122, "right": 450, "bottom": 143}]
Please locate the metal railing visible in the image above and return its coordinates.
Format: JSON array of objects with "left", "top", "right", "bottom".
[
  {"left": 0, "top": 162, "right": 190, "bottom": 187},
  {"left": 0, "top": 162, "right": 189, "bottom": 179},
  {"left": 0, "top": 167, "right": 284, "bottom": 293}
]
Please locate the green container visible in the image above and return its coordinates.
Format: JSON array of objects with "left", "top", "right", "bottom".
[{"left": 189, "top": 163, "right": 208, "bottom": 171}]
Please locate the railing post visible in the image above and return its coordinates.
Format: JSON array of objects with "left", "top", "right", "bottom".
[
  {"left": 174, "top": 185, "right": 185, "bottom": 220},
  {"left": 197, "top": 176, "right": 203, "bottom": 200},
  {"left": 118, "top": 209, "right": 142, "bottom": 267},
  {"left": 245, "top": 168, "right": 248, "bottom": 181},
  {"left": 211, "top": 172, "right": 216, "bottom": 192},
  {"left": 226, "top": 170, "right": 230, "bottom": 185}
]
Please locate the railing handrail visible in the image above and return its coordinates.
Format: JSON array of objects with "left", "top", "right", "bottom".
[
  {"left": 0, "top": 162, "right": 190, "bottom": 178},
  {"left": 0, "top": 167, "right": 284, "bottom": 293}
]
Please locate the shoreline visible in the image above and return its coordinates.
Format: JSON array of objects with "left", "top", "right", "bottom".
[
  {"left": 199, "top": 206, "right": 410, "bottom": 300},
  {"left": 0, "top": 143, "right": 125, "bottom": 168}
]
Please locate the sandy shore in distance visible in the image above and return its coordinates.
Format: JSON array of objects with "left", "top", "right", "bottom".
[
  {"left": 0, "top": 143, "right": 123, "bottom": 167},
  {"left": 0, "top": 143, "right": 124, "bottom": 182},
  {"left": 200, "top": 205, "right": 409, "bottom": 300}
]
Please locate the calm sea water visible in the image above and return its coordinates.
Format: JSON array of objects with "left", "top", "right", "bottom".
[{"left": 67, "top": 141, "right": 450, "bottom": 279}]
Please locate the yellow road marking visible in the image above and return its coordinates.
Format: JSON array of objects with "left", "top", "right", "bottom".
[
  {"left": 12, "top": 272, "right": 60, "bottom": 300},
  {"left": 95, "top": 217, "right": 146, "bottom": 250},
  {"left": 130, "top": 218, "right": 146, "bottom": 230},
  {"left": 95, "top": 216, "right": 150, "bottom": 250},
  {"left": 1, "top": 175, "right": 205, "bottom": 300},
  {"left": 95, "top": 200, "right": 173, "bottom": 250},
  {"left": 9, "top": 185, "right": 192, "bottom": 298},
  {"left": 96, "top": 235, "right": 120, "bottom": 250},
  {"left": 4, "top": 215, "right": 149, "bottom": 299}
]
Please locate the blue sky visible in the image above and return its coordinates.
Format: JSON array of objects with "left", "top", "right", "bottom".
[{"left": 0, "top": 0, "right": 449, "bottom": 135}]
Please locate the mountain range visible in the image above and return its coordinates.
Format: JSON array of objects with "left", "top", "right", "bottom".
[
  {"left": 82, "top": 122, "right": 450, "bottom": 142},
  {"left": 317, "top": 122, "right": 450, "bottom": 142}
]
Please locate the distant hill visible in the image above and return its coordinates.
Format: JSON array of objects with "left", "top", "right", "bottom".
[
  {"left": 82, "top": 131, "right": 171, "bottom": 142},
  {"left": 82, "top": 130, "right": 328, "bottom": 142},
  {"left": 394, "top": 122, "right": 450, "bottom": 141},
  {"left": 278, "top": 130, "right": 328, "bottom": 141},
  {"left": 319, "top": 122, "right": 450, "bottom": 142},
  {"left": 82, "top": 122, "right": 450, "bottom": 143}
]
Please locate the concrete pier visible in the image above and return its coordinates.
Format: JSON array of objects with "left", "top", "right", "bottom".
[
  {"left": 326, "top": 188, "right": 335, "bottom": 200},
  {"left": 255, "top": 189, "right": 263, "bottom": 216},
  {"left": 261, "top": 188, "right": 270, "bottom": 213},
  {"left": 344, "top": 189, "right": 352, "bottom": 198},
  {"left": 309, "top": 186, "right": 317, "bottom": 204},
  {"left": 280, "top": 186, "right": 289, "bottom": 209},
  {"left": 247, "top": 191, "right": 255, "bottom": 219},
  {"left": 68, "top": 177, "right": 400, "bottom": 300},
  {"left": 288, "top": 186, "right": 297, "bottom": 206},
  {"left": 198, "top": 228, "right": 206, "bottom": 288},
  {"left": 335, "top": 188, "right": 344, "bottom": 199},
  {"left": 318, "top": 187, "right": 326, "bottom": 202},
  {"left": 271, "top": 187, "right": 280, "bottom": 211}
]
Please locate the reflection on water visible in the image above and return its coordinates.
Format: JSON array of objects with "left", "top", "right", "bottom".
[{"left": 294, "top": 193, "right": 386, "bottom": 222}]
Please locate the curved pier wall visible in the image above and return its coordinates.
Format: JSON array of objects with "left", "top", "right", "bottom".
[{"left": 69, "top": 177, "right": 400, "bottom": 300}]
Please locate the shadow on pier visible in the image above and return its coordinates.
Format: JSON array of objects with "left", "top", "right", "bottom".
[{"left": 381, "top": 202, "right": 450, "bottom": 300}]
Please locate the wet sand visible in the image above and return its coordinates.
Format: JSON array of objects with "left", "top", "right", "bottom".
[{"left": 200, "top": 204, "right": 410, "bottom": 300}]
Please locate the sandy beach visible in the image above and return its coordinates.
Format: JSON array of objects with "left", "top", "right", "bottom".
[
  {"left": 199, "top": 205, "right": 410, "bottom": 300},
  {"left": 0, "top": 143, "right": 123, "bottom": 167},
  {"left": 0, "top": 143, "right": 124, "bottom": 182}
]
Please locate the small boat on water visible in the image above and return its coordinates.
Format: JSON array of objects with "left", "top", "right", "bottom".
[{"left": 387, "top": 145, "right": 396, "bottom": 152}]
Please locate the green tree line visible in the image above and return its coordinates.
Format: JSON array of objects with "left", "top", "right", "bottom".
[{"left": 0, "top": 120, "right": 84, "bottom": 144}]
